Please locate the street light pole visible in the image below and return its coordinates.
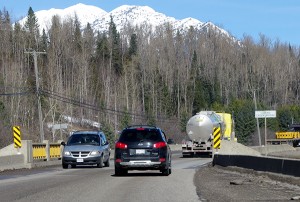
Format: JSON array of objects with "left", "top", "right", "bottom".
[{"left": 25, "top": 50, "right": 46, "bottom": 142}]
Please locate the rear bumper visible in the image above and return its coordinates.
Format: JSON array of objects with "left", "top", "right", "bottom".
[
  {"left": 120, "top": 160, "right": 161, "bottom": 167},
  {"left": 116, "top": 160, "right": 166, "bottom": 170}
]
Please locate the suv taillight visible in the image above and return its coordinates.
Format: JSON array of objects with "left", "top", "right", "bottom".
[
  {"left": 153, "top": 142, "right": 167, "bottom": 148},
  {"left": 115, "top": 142, "right": 127, "bottom": 149}
]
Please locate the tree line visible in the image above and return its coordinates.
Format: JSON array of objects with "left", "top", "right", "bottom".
[{"left": 0, "top": 7, "right": 300, "bottom": 147}]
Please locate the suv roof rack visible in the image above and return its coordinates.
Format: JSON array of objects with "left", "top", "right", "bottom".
[
  {"left": 126, "top": 125, "right": 157, "bottom": 129},
  {"left": 71, "top": 130, "right": 102, "bottom": 134}
]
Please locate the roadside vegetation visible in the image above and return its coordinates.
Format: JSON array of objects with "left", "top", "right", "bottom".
[{"left": 0, "top": 7, "right": 300, "bottom": 147}]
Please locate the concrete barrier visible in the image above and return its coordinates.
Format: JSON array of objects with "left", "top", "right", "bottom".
[
  {"left": 213, "top": 154, "right": 300, "bottom": 177},
  {"left": 0, "top": 154, "right": 28, "bottom": 171},
  {"left": 0, "top": 140, "right": 62, "bottom": 171}
]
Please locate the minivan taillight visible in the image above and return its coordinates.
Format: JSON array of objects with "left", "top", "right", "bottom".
[
  {"left": 153, "top": 142, "right": 167, "bottom": 148},
  {"left": 115, "top": 142, "right": 127, "bottom": 149}
]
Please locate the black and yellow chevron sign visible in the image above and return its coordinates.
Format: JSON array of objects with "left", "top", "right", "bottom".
[
  {"left": 213, "top": 127, "right": 221, "bottom": 149},
  {"left": 13, "top": 126, "right": 21, "bottom": 148}
]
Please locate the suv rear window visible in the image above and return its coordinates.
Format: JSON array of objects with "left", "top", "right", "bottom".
[{"left": 119, "top": 129, "right": 162, "bottom": 142}]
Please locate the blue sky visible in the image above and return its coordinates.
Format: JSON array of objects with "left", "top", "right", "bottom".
[{"left": 1, "top": 0, "right": 300, "bottom": 46}]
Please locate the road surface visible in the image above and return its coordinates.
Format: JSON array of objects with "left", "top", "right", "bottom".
[{"left": 0, "top": 152, "right": 211, "bottom": 202}]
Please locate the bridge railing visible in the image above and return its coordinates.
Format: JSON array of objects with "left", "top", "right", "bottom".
[
  {"left": 32, "top": 140, "right": 62, "bottom": 161},
  {"left": 0, "top": 140, "right": 63, "bottom": 171}
]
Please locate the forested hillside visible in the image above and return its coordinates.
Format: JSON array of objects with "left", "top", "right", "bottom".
[{"left": 1, "top": 7, "right": 300, "bottom": 147}]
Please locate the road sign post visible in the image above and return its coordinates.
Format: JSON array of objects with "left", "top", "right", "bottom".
[{"left": 255, "top": 110, "right": 276, "bottom": 145}]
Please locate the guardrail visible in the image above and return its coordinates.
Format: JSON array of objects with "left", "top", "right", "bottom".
[
  {"left": 32, "top": 141, "right": 62, "bottom": 160},
  {"left": 276, "top": 131, "right": 300, "bottom": 139}
]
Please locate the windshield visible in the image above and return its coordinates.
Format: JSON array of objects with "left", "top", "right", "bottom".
[{"left": 67, "top": 134, "right": 100, "bottom": 146}]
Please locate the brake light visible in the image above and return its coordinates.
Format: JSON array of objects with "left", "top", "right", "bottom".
[
  {"left": 159, "top": 158, "right": 166, "bottom": 162},
  {"left": 136, "top": 127, "right": 145, "bottom": 130},
  {"left": 115, "top": 142, "right": 127, "bottom": 149},
  {"left": 153, "top": 142, "right": 167, "bottom": 148},
  {"left": 115, "top": 159, "right": 122, "bottom": 163}
]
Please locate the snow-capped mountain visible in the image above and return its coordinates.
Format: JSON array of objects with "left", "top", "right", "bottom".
[
  {"left": 19, "top": 3, "right": 107, "bottom": 31},
  {"left": 18, "top": 3, "right": 233, "bottom": 40}
]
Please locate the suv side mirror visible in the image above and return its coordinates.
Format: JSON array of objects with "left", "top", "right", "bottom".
[{"left": 61, "top": 142, "right": 66, "bottom": 146}]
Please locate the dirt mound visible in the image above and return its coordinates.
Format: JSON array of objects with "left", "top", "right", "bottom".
[{"left": 217, "top": 140, "right": 261, "bottom": 156}]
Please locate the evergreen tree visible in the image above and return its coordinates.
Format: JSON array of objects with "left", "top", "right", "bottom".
[
  {"left": 24, "top": 7, "right": 39, "bottom": 34},
  {"left": 24, "top": 7, "right": 39, "bottom": 49},
  {"left": 108, "top": 16, "right": 123, "bottom": 76},
  {"left": 96, "top": 32, "right": 110, "bottom": 60},
  {"left": 192, "top": 79, "right": 205, "bottom": 114},
  {"left": 40, "top": 29, "right": 48, "bottom": 51},
  {"left": 73, "top": 14, "right": 82, "bottom": 52},
  {"left": 129, "top": 33, "right": 138, "bottom": 57},
  {"left": 277, "top": 106, "right": 294, "bottom": 131},
  {"left": 120, "top": 110, "right": 131, "bottom": 129},
  {"left": 229, "top": 99, "right": 256, "bottom": 144}
]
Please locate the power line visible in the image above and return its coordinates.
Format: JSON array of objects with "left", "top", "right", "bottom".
[
  {"left": 0, "top": 91, "right": 32, "bottom": 96},
  {"left": 0, "top": 87, "right": 180, "bottom": 123},
  {"left": 40, "top": 88, "right": 180, "bottom": 123}
]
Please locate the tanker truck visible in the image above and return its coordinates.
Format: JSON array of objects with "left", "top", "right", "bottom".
[{"left": 182, "top": 111, "right": 231, "bottom": 157}]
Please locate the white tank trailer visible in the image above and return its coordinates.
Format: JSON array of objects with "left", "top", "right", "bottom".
[{"left": 182, "top": 111, "right": 224, "bottom": 157}]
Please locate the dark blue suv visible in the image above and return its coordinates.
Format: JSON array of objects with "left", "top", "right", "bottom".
[{"left": 114, "top": 125, "right": 172, "bottom": 176}]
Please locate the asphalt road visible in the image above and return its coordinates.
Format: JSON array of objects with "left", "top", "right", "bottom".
[{"left": 0, "top": 152, "right": 211, "bottom": 202}]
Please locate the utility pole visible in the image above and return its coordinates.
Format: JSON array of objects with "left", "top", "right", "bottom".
[
  {"left": 25, "top": 50, "right": 46, "bottom": 142},
  {"left": 253, "top": 89, "right": 262, "bottom": 146}
]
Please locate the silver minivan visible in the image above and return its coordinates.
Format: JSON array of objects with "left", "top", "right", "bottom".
[{"left": 61, "top": 130, "right": 110, "bottom": 169}]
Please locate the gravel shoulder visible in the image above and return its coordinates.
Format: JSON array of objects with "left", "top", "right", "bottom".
[
  {"left": 194, "top": 163, "right": 300, "bottom": 201},
  {"left": 194, "top": 141, "right": 300, "bottom": 201}
]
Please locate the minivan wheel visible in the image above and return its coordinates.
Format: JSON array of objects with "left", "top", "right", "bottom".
[
  {"left": 97, "top": 155, "right": 103, "bottom": 168},
  {"left": 62, "top": 163, "right": 68, "bottom": 169},
  {"left": 104, "top": 157, "right": 110, "bottom": 167}
]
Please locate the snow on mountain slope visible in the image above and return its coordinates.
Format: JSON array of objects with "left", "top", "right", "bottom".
[
  {"left": 18, "top": 3, "right": 234, "bottom": 41},
  {"left": 19, "top": 3, "right": 107, "bottom": 31},
  {"left": 92, "top": 5, "right": 179, "bottom": 32}
]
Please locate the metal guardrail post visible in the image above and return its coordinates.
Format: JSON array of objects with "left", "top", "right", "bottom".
[{"left": 44, "top": 140, "right": 50, "bottom": 161}]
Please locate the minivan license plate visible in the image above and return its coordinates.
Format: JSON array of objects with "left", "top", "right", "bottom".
[
  {"left": 77, "top": 158, "right": 84, "bottom": 162},
  {"left": 136, "top": 149, "right": 145, "bottom": 154}
]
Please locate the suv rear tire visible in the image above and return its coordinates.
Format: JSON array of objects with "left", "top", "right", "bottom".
[
  {"left": 115, "top": 167, "right": 127, "bottom": 176},
  {"left": 162, "top": 167, "right": 170, "bottom": 176}
]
